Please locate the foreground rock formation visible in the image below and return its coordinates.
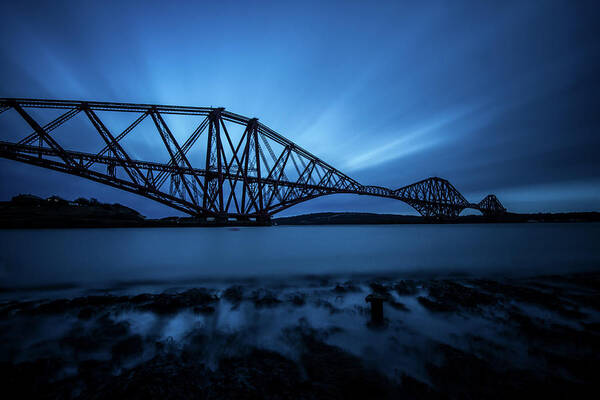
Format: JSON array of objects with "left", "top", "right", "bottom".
[{"left": 1, "top": 272, "right": 599, "bottom": 398}]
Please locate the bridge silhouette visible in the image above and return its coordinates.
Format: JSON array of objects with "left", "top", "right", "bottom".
[{"left": 0, "top": 98, "right": 505, "bottom": 221}]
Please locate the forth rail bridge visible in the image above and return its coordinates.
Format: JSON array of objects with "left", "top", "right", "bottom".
[{"left": 0, "top": 98, "right": 505, "bottom": 223}]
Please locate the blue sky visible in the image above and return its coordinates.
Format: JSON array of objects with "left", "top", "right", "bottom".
[{"left": 1, "top": 0, "right": 599, "bottom": 216}]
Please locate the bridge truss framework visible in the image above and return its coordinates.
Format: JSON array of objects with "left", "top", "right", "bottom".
[{"left": 0, "top": 98, "right": 506, "bottom": 221}]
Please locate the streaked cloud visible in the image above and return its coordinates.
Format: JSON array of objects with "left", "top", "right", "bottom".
[{"left": 344, "top": 108, "right": 473, "bottom": 171}]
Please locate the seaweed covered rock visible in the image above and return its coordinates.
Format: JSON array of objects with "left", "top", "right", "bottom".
[
  {"left": 209, "top": 349, "right": 307, "bottom": 399},
  {"left": 137, "top": 288, "right": 218, "bottom": 314},
  {"left": 418, "top": 280, "right": 496, "bottom": 313}
]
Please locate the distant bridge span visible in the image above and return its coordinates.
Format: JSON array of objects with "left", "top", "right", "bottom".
[{"left": 0, "top": 98, "right": 505, "bottom": 221}]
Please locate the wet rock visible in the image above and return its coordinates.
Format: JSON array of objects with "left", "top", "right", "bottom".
[
  {"left": 570, "top": 293, "right": 600, "bottom": 311},
  {"left": 286, "top": 292, "right": 306, "bottom": 306},
  {"left": 61, "top": 316, "right": 130, "bottom": 353},
  {"left": 528, "top": 346, "right": 599, "bottom": 382},
  {"left": 387, "top": 299, "right": 409, "bottom": 311},
  {"left": 78, "top": 359, "right": 114, "bottom": 385},
  {"left": 582, "top": 322, "right": 600, "bottom": 332},
  {"left": 417, "top": 296, "right": 455, "bottom": 312},
  {"left": 79, "top": 353, "right": 210, "bottom": 400},
  {"left": 426, "top": 343, "right": 507, "bottom": 398},
  {"left": 3, "top": 273, "right": 599, "bottom": 399},
  {"left": 180, "top": 331, "right": 208, "bottom": 358},
  {"left": 222, "top": 285, "right": 244, "bottom": 303},
  {"left": 0, "top": 300, "right": 36, "bottom": 317},
  {"left": 368, "top": 282, "right": 390, "bottom": 295},
  {"left": 60, "top": 326, "right": 104, "bottom": 352},
  {"left": 508, "top": 308, "right": 600, "bottom": 354},
  {"left": 562, "top": 272, "right": 600, "bottom": 292},
  {"left": 32, "top": 298, "right": 71, "bottom": 314},
  {"left": 25, "top": 295, "right": 128, "bottom": 316},
  {"left": 130, "top": 293, "right": 154, "bottom": 304},
  {"left": 92, "top": 315, "right": 130, "bottom": 339},
  {"left": 193, "top": 305, "right": 216, "bottom": 314},
  {"left": 138, "top": 288, "right": 218, "bottom": 314},
  {"left": 426, "top": 343, "right": 591, "bottom": 399},
  {"left": 419, "top": 280, "right": 497, "bottom": 312},
  {"left": 462, "top": 334, "right": 507, "bottom": 361},
  {"left": 313, "top": 299, "right": 342, "bottom": 314},
  {"left": 397, "top": 373, "right": 439, "bottom": 399},
  {"left": 154, "top": 336, "right": 179, "bottom": 355},
  {"left": 250, "top": 289, "right": 281, "bottom": 307},
  {"left": 78, "top": 307, "right": 96, "bottom": 320},
  {"left": 70, "top": 295, "right": 126, "bottom": 309},
  {"left": 112, "top": 334, "right": 144, "bottom": 362},
  {"left": 210, "top": 348, "right": 306, "bottom": 399},
  {"left": 300, "top": 336, "right": 397, "bottom": 399},
  {"left": 333, "top": 281, "right": 360, "bottom": 293},
  {"left": 0, "top": 357, "right": 67, "bottom": 399},
  {"left": 473, "top": 279, "right": 585, "bottom": 318},
  {"left": 333, "top": 284, "right": 347, "bottom": 293},
  {"left": 394, "top": 280, "right": 419, "bottom": 295}
]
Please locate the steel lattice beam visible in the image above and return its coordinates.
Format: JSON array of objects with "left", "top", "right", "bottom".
[{"left": 0, "top": 98, "right": 506, "bottom": 220}]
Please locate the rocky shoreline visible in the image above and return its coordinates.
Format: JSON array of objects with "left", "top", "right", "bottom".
[{"left": 1, "top": 272, "right": 599, "bottom": 399}]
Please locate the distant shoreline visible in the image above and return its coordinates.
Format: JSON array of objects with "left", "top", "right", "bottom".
[
  {"left": 273, "top": 211, "right": 600, "bottom": 225},
  {"left": 1, "top": 194, "right": 598, "bottom": 228}
]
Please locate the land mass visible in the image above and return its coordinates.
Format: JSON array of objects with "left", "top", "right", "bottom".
[
  {"left": 0, "top": 194, "right": 598, "bottom": 228},
  {"left": 273, "top": 211, "right": 600, "bottom": 225}
]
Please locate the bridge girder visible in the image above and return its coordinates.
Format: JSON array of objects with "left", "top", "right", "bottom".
[
  {"left": 0, "top": 98, "right": 505, "bottom": 220},
  {"left": 478, "top": 194, "right": 507, "bottom": 217}
]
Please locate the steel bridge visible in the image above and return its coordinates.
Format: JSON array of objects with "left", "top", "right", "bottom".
[{"left": 0, "top": 98, "right": 505, "bottom": 221}]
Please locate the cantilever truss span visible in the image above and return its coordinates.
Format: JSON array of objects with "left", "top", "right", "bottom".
[{"left": 0, "top": 98, "right": 506, "bottom": 220}]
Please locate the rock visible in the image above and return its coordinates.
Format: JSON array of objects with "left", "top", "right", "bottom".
[
  {"left": 137, "top": 288, "right": 218, "bottom": 314},
  {"left": 78, "top": 359, "right": 114, "bottom": 385},
  {"left": 32, "top": 299, "right": 71, "bottom": 314},
  {"left": 394, "top": 280, "right": 419, "bottom": 295},
  {"left": 368, "top": 282, "right": 390, "bottom": 295},
  {"left": 79, "top": 354, "right": 210, "bottom": 400},
  {"left": 0, "top": 357, "right": 66, "bottom": 399},
  {"left": 251, "top": 289, "right": 281, "bottom": 307},
  {"left": 417, "top": 296, "right": 455, "bottom": 312},
  {"left": 387, "top": 299, "right": 409, "bottom": 311},
  {"left": 473, "top": 279, "right": 587, "bottom": 319},
  {"left": 222, "top": 286, "right": 244, "bottom": 303},
  {"left": 425, "top": 343, "right": 591, "bottom": 399},
  {"left": 418, "top": 280, "right": 497, "bottom": 312},
  {"left": 192, "top": 305, "right": 215, "bottom": 315},
  {"left": 300, "top": 336, "right": 397, "bottom": 399},
  {"left": 210, "top": 349, "right": 305, "bottom": 399},
  {"left": 333, "top": 281, "right": 360, "bottom": 293},
  {"left": 112, "top": 335, "right": 144, "bottom": 361},
  {"left": 78, "top": 307, "right": 96, "bottom": 320},
  {"left": 92, "top": 315, "right": 130, "bottom": 339},
  {"left": 313, "top": 299, "right": 341, "bottom": 314},
  {"left": 287, "top": 292, "right": 306, "bottom": 306},
  {"left": 60, "top": 316, "right": 130, "bottom": 353}
]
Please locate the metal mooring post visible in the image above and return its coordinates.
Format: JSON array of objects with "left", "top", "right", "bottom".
[{"left": 365, "top": 294, "right": 386, "bottom": 325}]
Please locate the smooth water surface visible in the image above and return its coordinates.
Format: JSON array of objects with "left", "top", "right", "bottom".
[{"left": 1, "top": 223, "right": 599, "bottom": 294}]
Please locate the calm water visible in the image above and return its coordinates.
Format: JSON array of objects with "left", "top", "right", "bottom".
[{"left": 0, "top": 223, "right": 599, "bottom": 295}]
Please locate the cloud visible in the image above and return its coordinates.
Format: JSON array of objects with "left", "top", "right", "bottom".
[{"left": 344, "top": 107, "right": 473, "bottom": 171}]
